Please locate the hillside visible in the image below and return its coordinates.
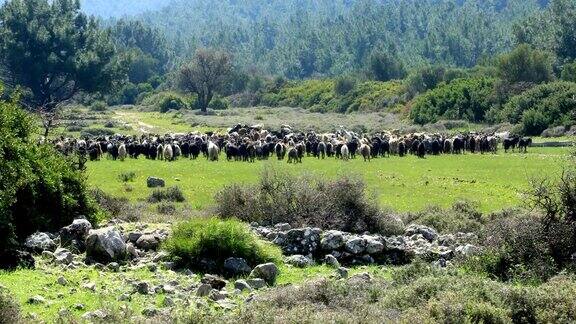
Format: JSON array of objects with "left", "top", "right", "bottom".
[{"left": 134, "top": 0, "right": 549, "bottom": 77}]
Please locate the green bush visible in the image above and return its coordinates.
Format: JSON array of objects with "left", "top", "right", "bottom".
[
  {"left": 80, "top": 127, "right": 115, "bottom": 138},
  {"left": 0, "top": 93, "right": 98, "bottom": 253},
  {"left": 215, "top": 167, "right": 404, "bottom": 235},
  {"left": 410, "top": 77, "right": 497, "bottom": 125},
  {"left": 148, "top": 186, "right": 186, "bottom": 203},
  {"left": 333, "top": 76, "right": 356, "bottom": 96},
  {"left": 208, "top": 96, "right": 229, "bottom": 110},
  {"left": 498, "top": 81, "right": 576, "bottom": 135},
  {"left": 0, "top": 286, "right": 20, "bottom": 324},
  {"left": 403, "top": 200, "right": 483, "bottom": 233},
  {"left": 89, "top": 100, "right": 107, "bottom": 112},
  {"left": 164, "top": 217, "right": 282, "bottom": 274},
  {"left": 159, "top": 93, "right": 187, "bottom": 113},
  {"left": 118, "top": 171, "right": 136, "bottom": 182}
]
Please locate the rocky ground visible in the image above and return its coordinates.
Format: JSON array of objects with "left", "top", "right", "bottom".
[{"left": 1, "top": 218, "right": 482, "bottom": 322}]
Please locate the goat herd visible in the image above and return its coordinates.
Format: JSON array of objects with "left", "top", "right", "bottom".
[{"left": 53, "top": 124, "right": 533, "bottom": 164}]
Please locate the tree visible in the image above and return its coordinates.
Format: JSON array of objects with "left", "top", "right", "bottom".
[
  {"left": 497, "top": 44, "right": 554, "bottom": 85},
  {"left": 368, "top": 52, "right": 407, "bottom": 82},
  {"left": 178, "top": 49, "right": 232, "bottom": 113},
  {"left": 0, "top": 0, "right": 125, "bottom": 137}
]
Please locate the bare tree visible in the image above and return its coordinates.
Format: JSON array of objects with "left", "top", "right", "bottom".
[{"left": 178, "top": 49, "right": 232, "bottom": 113}]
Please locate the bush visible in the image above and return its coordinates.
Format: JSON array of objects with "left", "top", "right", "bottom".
[
  {"left": 89, "top": 101, "right": 107, "bottom": 112},
  {"left": 118, "top": 171, "right": 136, "bottom": 182},
  {"left": 148, "top": 186, "right": 186, "bottom": 203},
  {"left": 498, "top": 81, "right": 576, "bottom": 135},
  {"left": 156, "top": 202, "right": 176, "bottom": 215},
  {"left": 208, "top": 96, "right": 229, "bottom": 110},
  {"left": 163, "top": 217, "right": 282, "bottom": 274},
  {"left": 215, "top": 167, "right": 404, "bottom": 235},
  {"left": 333, "top": 76, "right": 356, "bottom": 96},
  {"left": 0, "top": 93, "right": 98, "bottom": 254},
  {"left": 403, "top": 200, "right": 483, "bottom": 233},
  {"left": 80, "top": 127, "right": 115, "bottom": 138},
  {"left": 0, "top": 287, "right": 20, "bottom": 324},
  {"left": 159, "top": 93, "right": 187, "bottom": 113},
  {"left": 410, "top": 77, "right": 497, "bottom": 125},
  {"left": 90, "top": 188, "right": 128, "bottom": 219}
]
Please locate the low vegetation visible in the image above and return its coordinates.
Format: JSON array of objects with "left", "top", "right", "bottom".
[
  {"left": 216, "top": 167, "right": 404, "bottom": 235},
  {"left": 147, "top": 186, "right": 186, "bottom": 203},
  {"left": 164, "top": 217, "right": 282, "bottom": 273},
  {"left": 0, "top": 286, "right": 20, "bottom": 324}
]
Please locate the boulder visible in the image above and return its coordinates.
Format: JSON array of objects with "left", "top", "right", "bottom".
[
  {"left": 196, "top": 284, "right": 212, "bottom": 297},
  {"left": 24, "top": 232, "right": 57, "bottom": 253},
  {"left": 285, "top": 255, "right": 313, "bottom": 268},
  {"left": 201, "top": 274, "right": 227, "bottom": 290},
  {"left": 365, "top": 237, "right": 385, "bottom": 254},
  {"left": 223, "top": 257, "right": 252, "bottom": 277},
  {"left": 455, "top": 244, "right": 479, "bottom": 257},
  {"left": 246, "top": 278, "right": 266, "bottom": 290},
  {"left": 320, "top": 230, "right": 345, "bottom": 251},
  {"left": 234, "top": 280, "right": 252, "bottom": 292},
  {"left": 345, "top": 237, "right": 366, "bottom": 255},
  {"left": 277, "top": 228, "right": 321, "bottom": 256},
  {"left": 85, "top": 227, "right": 127, "bottom": 264},
  {"left": 274, "top": 223, "right": 291, "bottom": 231},
  {"left": 324, "top": 254, "right": 340, "bottom": 268},
  {"left": 60, "top": 219, "right": 92, "bottom": 252},
  {"left": 54, "top": 248, "right": 74, "bottom": 265},
  {"left": 135, "top": 234, "right": 161, "bottom": 251},
  {"left": 249, "top": 263, "right": 278, "bottom": 285},
  {"left": 147, "top": 177, "right": 165, "bottom": 188},
  {"left": 405, "top": 224, "right": 438, "bottom": 242}
]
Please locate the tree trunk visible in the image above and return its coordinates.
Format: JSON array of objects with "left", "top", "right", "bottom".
[{"left": 43, "top": 118, "right": 53, "bottom": 138}]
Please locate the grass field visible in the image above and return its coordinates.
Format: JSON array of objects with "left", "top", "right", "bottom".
[{"left": 86, "top": 147, "right": 571, "bottom": 213}]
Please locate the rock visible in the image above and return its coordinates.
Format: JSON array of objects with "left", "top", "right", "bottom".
[
  {"left": 0, "top": 250, "right": 35, "bottom": 270},
  {"left": 405, "top": 224, "right": 438, "bottom": 242},
  {"left": 249, "top": 263, "right": 278, "bottom": 285},
  {"left": 201, "top": 274, "right": 227, "bottom": 290},
  {"left": 41, "top": 251, "right": 55, "bottom": 260},
  {"left": 82, "top": 309, "right": 109, "bottom": 320},
  {"left": 147, "top": 263, "right": 158, "bottom": 272},
  {"left": 234, "top": 280, "right": 252, "bottom": 292},
  {"left": 60, "top": 218, "right": 92, "bottom": 252},
  {"left": 224, "top": 257, "right": 252, "bottom": 276},
  {"left": 152, "top": 251, "right": 170, "bottom": 263},
  {"left": 135, "top": 234, "right": 161, "bottom": 251},
  {"left": 162, "top": 285, "right": 176, "bottom": 294},
  {"left": 365, "top": 238, "right": 385, "bottom": 254},
  {"left": 126, "top": 243, "right": 138, "bottom": 259},
  {"left": 127, "top": 232, "right": 143, "bottom": 243},
  {"left": 27, "top": 295, "right": 46, "bottom": 304},
  {"left": 82, "top": 282, "right": 96, "bottom": 292},
  {"left": 107, "top": 262, "right": 120, "bottom": 272},
  {"left": 147, "top": 177, "right": 165, "bottom": 188},
  {"left": 277, "top": 228, "right": 321, "bottom": 256},
  {"left": 348, "top": 272, "right": 372, "bottom": 284},
  {"left": 163, "top": 297, "right": 175, "bottom": 307},
  {"left": 336, "top": 267, "right": 349, "bottom": 279},
  {"left": 345, "top": 237, "right": 366, "bottom": 255},
  {"left": 54, "top": 248, "right": 74, "bottom": 265},
  {"left": 57, "top": 276, "right": 68, "bottom": 286},
  {"left": 324, "top": 254, "right": 340, "bottom": 268},
  {"left": 85, "top": 227, "right": 127, "bottom": 264},
  {"left": 136, "top": 281, "right": 150, "bottom": 295},
  {"left": 24, "top": 232, "right": 57, "bottom": 253},
  {"left": 142, "top": 307, "right": 158, "bottom": 318},
  {"left": 209, "top": 290, "right": 228, "bottom": 301},
  {"left": 321, "top": 230, "right": 345, "bottom": 251},
  {"left": 455, "top": 244, "right": 479, "bottom": 257},
  {"left": 162, "top": 262, "right": 176, "bottom": 270},
  {"left": 285, "top": 255, "right": 313, "bottom": 268},
  {"left": 246, "top": 278, "right": 266, "bottom": 290},
  {"left": 74, "top": 304, "right": 85, "bottom": 310},
  {"left": 274, "top": 223, "right": 291, "bottom": 231},
  {"left": 196, "top": 284, "right": 212, "bottom": 297},
  {"left": 118, "top": 293, "right": 131, "bottom": 301}
]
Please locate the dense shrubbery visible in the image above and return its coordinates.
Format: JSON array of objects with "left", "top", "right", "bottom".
[
  {"left": 199, "top": 268, "right": 576, "bottom": 323},
  {"left": 0, "top": 94, "right": 98, "bottom": 253},
  {"left": 409, "top": 77, "right": 497, "bottom": 125},
  {"left": 80, "top": 127, "right": 116, "bottom": 138},
  {"left": 140, "top": 91, "right": 190, "bottom": 112},
  {"left": 261, "top": 79, "right": 404, "bottom": 113},
  {"left": 403, "top": 201, "right": 484, "bottom": 234},
  {"left": 164, "top": 217, "right": 282, "bottom": 273},
  {"left": 215, "top": 168, "right": 404, "bottom": 235},
  {"left": 0, "top": 286, "right": 20, "bottom": 323},
  {"left": 148, "top": 186, "right": 186, "bottom": 203},
  {"left": 90, "top": 188, "right": 129, "bottom": 219},
  {"left": 497, "top": 81, "right": 576, "bottom": 135}
]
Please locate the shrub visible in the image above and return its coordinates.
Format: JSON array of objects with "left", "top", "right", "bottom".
[
  {"left": 403, "top": 200, "right": 483, "bottom": 233},
  {"left": 89, "top": 100, "right": 107, "bottom": 112},
  {"left": 215, "top": 167, "right": 404, "bottom": 235},
  {"left": 0, "top": 287, "right": 20, "bottom": 324},
  {"left": 498, "top": 81, "right": 576, "bottom": 135},
  {"left": 0, "top": 94, "right": 98, "bottom": 253},
  {"left": 163, "top": 217, "right": 282, "bottom": 274},
  {"left": 333, "top": 76, "right": 356, "bottom": 96},
  {"left": 159, "top": 93, "right": 187, "bottom": 113},
  {"left": 410, "top": 77, "right": 497, "bottom": 125},
  {"left": 80, "top": 127, "right": 115, "bottom": 137},
  {"left": 148, "top": 186, "right": 186, "bottom": 203},
  {"left": 208, "top": 96, "right": 229, "bottom": 110},
  {"left": 156, "top": 202, "right": 176, "bottom": 215},
  {"left": 66, "top": 125, "right": 83, "bottom": 132},
  {"left": 90, "top": 188, "right": 128, "bottom": 219},
  {"left": 118, "top": 171, "right": 136, "bottom": 182}
]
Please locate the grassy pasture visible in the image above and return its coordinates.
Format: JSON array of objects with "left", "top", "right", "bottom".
[{"left": 86, "top": 147, "right": 570, "bottom": 213}]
